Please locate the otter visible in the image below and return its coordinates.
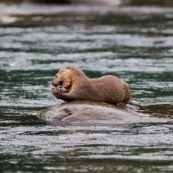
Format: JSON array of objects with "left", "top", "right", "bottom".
[{"left": 51, "top": 66, "right": 132, "bottom": 105}]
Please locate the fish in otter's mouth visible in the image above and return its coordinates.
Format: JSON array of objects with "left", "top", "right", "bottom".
[{"left": 55, "top": 85, "right": 67, "bottom": 93}]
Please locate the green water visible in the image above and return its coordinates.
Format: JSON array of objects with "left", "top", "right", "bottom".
[{"left": 0, "top": 3, "right": 173, "bottom": 173}]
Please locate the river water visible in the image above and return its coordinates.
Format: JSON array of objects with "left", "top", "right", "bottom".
[{"left": 0, "top": 3, "right": 173, "bottom": 173}]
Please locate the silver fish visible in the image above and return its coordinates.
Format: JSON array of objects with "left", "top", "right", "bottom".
[{"left": 56, "top": 85, "right": 67, "bottom": 93}]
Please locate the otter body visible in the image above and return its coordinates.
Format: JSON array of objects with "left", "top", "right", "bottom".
[{"left": 51, "top": 66, "right": 132, "bottom": 105}]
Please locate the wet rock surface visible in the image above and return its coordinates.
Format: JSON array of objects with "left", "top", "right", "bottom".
[{"left": 37, "top": 101, "right": 172, "bottom": 126}]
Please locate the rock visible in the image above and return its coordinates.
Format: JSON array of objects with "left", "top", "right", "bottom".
[{"left": 37, "top": 101, "right": 172, "bottom": 126}]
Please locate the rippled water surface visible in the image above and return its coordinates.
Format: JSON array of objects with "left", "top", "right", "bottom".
[{"left": 0, "top": 3, "right": 173, "bottom": 173}]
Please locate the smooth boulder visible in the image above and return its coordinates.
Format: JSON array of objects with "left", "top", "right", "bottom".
[{"left": 37, "top": 101, "right": 171, "bottom": 126}]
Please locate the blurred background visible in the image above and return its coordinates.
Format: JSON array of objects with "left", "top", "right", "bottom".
[
  {"left": 0, "top": 0, "right": 173, "bottom": 5},
  {"left": 0, "top": 0, "right": 173, "bottom": 6}
]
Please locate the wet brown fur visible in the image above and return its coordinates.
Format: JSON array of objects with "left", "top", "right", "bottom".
[{"left": 52, "top": 66, "right": 132, "bottom": 105}]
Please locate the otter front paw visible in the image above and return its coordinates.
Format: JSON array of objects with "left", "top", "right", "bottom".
[
  {"left": 52, "top": 92, "right": 76, "bottom": 101},
  {"left": 51, "top": 86, "right": 66, "bottom": 98}
]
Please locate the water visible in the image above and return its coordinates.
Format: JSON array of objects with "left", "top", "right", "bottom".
[{"left": 0, "top": 3, "right": 173, "bottom": 173}]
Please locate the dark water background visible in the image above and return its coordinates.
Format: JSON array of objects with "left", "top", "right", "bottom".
[{"left": 0, "top": 2, "right": 173, "bottom": 173}]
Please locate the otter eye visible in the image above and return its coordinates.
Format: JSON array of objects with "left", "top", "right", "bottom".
[
  {"left": 65, "top": 67, "right": 70, "bottom": 70},
  {"left": 55, "top": 75, "right": 57, "bottom": 77}
]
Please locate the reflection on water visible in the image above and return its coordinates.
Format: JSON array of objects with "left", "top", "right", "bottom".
[{"left": 0, "top": 3, "right": 173, "bottom": 173}]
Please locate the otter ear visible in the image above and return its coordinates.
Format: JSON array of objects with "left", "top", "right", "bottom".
[{"left": 64, "top": 66, "right": 70, "bottom": 71}]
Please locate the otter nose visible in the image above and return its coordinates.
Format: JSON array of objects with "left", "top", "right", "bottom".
[{"left": 52, "top": 81, "right": 57, "bottom": 87}]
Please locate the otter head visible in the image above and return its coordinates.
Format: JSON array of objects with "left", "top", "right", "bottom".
[{"left": 52, "top": 66, "right": 73, "bottom": 90}]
